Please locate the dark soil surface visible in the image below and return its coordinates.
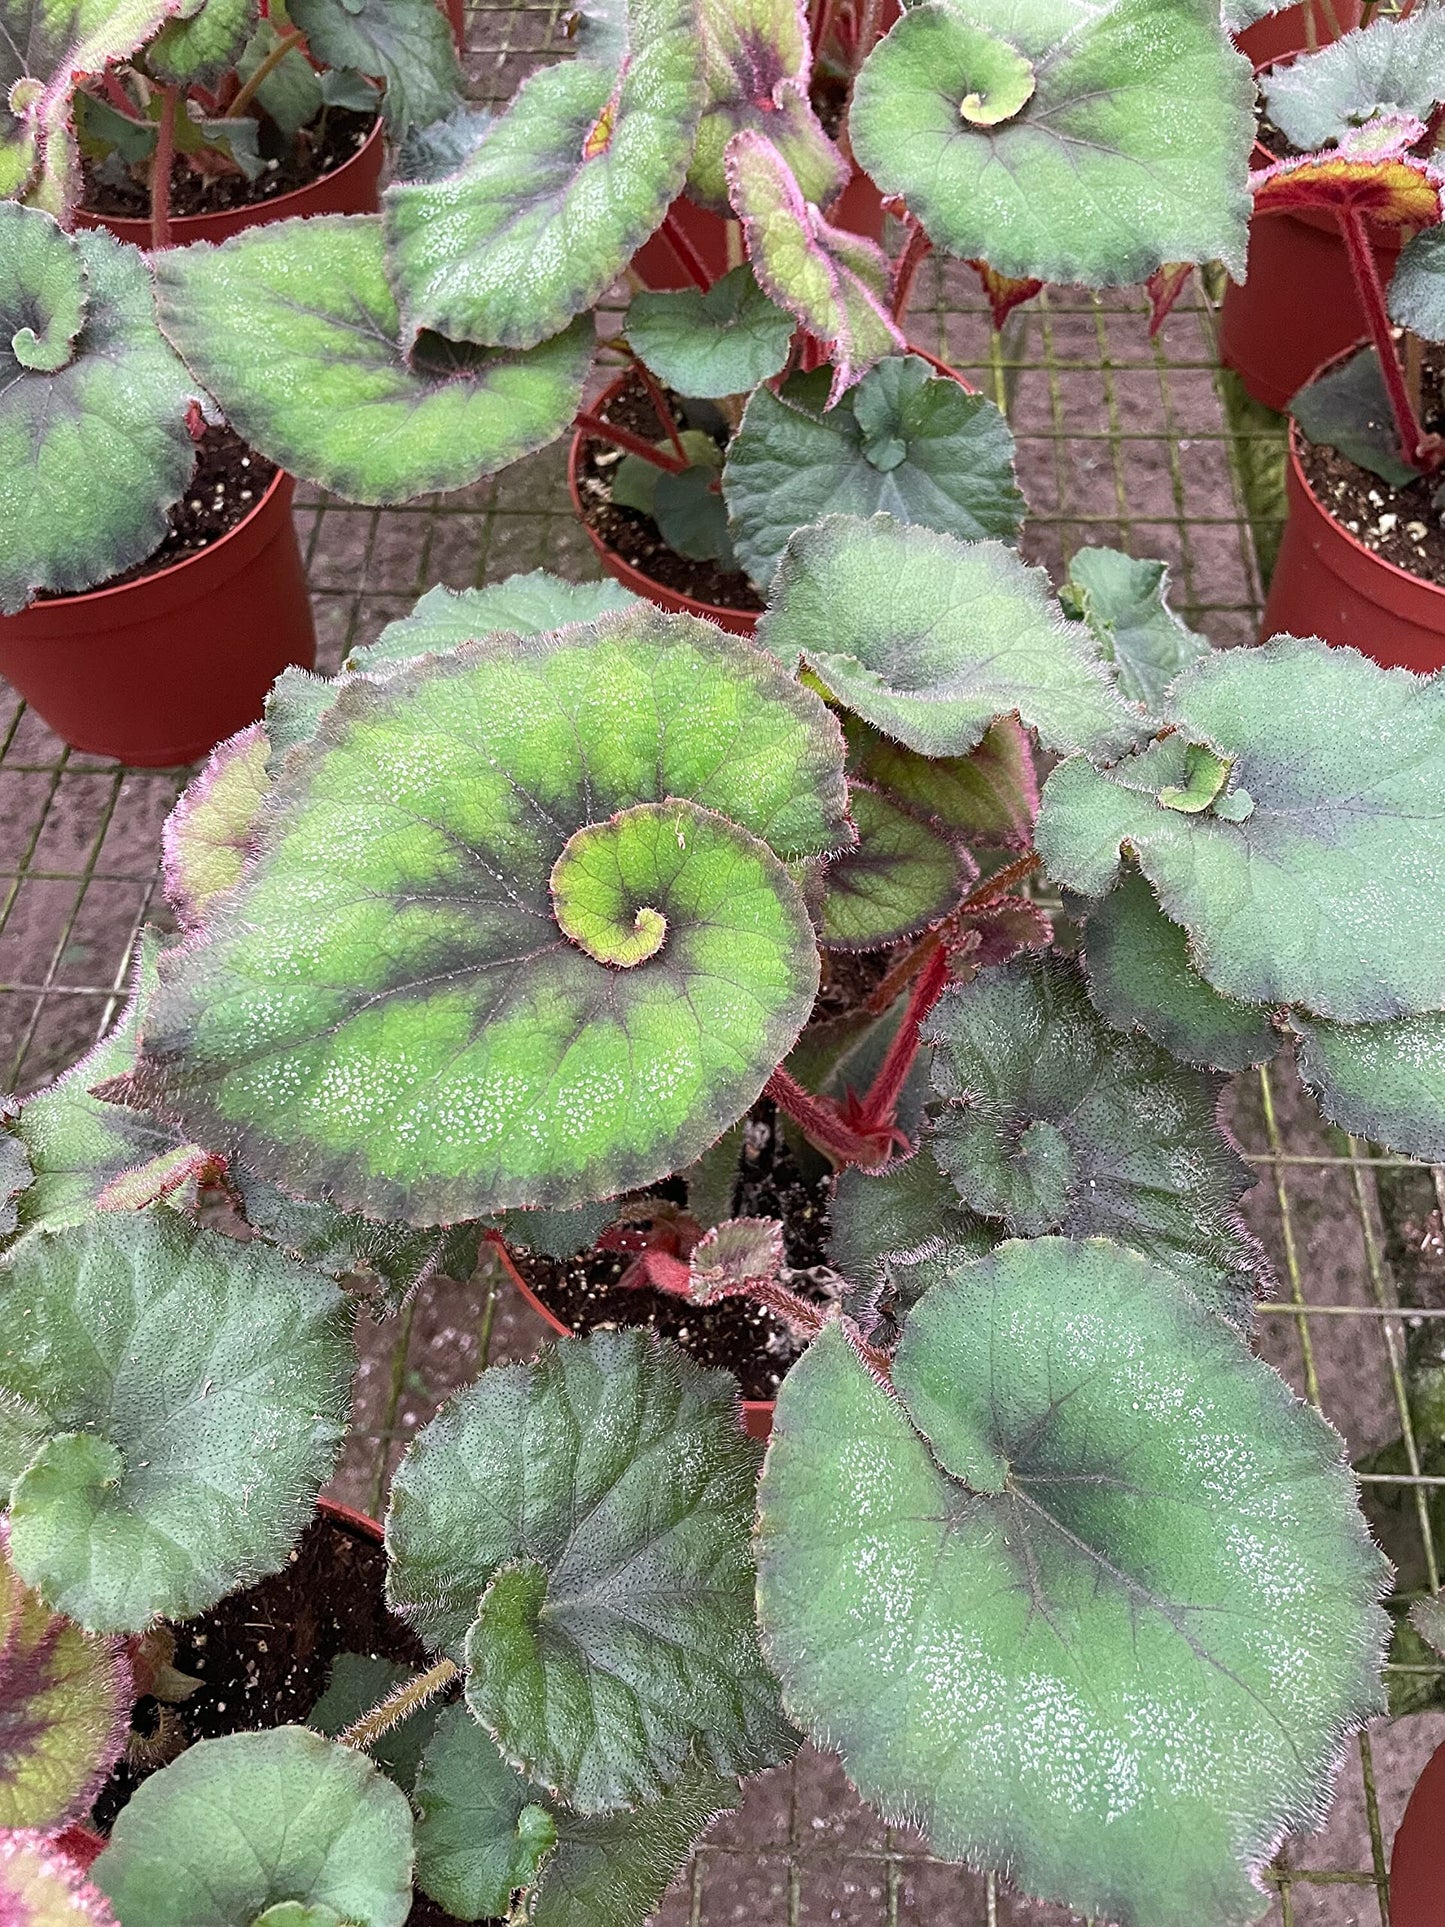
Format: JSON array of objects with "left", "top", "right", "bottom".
[
  {"left": 1297, "top": 346, "right": 1445, "bottom": 583},
  {"left": 576, "top": 373, "right": 765, "bottom": 616},
  {"left": 81, "top": 107, "right": 376, "bottom": 220},
  {"left": 1254, "top": 110, "right": 1295, "bottom": 162},
  {"left": 38, "top": 426, "right": 278, "bottom": 600}
]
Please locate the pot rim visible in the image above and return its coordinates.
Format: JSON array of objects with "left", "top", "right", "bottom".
[
  {"left": 74, "top": 113, "right": 384, "bottom": 244},
  {"left": 488, "top": 1229, "right": 778, "bottom": 1427},
  {"left": 567, "top": 345, "right": 978, "bottom": 625},
  {"left": 1285, "top": 337, "right": 1445, "bottom": 606}
]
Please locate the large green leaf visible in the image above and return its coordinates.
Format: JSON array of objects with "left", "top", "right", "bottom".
[
  {"left": 382, "top": 0, "right": 702, "bottom": 350},
  {"left": 756, "top": 1239, "right": 1389, "bottom": 1927},
  {"left": 162, "top": 724, "right": 268, "bottom": 928},
  {"left": 924, "top": 952, "right": 1269, "bottom": 1325},
  {"left": 758, "top": 513, "right": 1141, "bottom": 761},
  {"left": 413, "top": 1703, "right": 559, "bottom": 1918},
  {"left": 850, "top": 0, "right": 1252, "bottom": 288},
  {"left": 725, "top": 129, "right": 902, "bottom": 405},
  {"left": 626, "top": 265, "right": 794, "bottom": 401},
  {"left": 1289, "top": 346, "right": 1417, "bottom": 488},
  {"left": 0, "top": 1213, "right": 351, "bottom": 1632},
  {"left": 386, "top": 1329, "right": 794, "bottom": 1811},
  {"left": 0, "top": 209, "right": 196, "bottom": 613},
  {"left": 0, "top": 1834, "right": 118, "bottom": 1927},
  {"left": 94, "top": 1727, "right": 413, "bottom": 1927},
  {"left": 145, "top": 0, "right": 255, "bottom": 84},
  {"left": 0, "top": 0, "right": 177, "bottom": 213},
  {"left": 1036, "top": 636, "right": 1445, "bottom": 1023},
  {"left": 845, "top": 715, "right": 1038, "bottom": 847},
  {"left": 346, "top": 571, "right": 638, "bottom": 675},
  {"left": 117, "top": 609, "right": 848, "bottom": 1223},
  {"left": 1263, "top": 7, "right": 1445, "bottom": 152},
  {"left": 8, "top": 929, "right": 191, "bottom": 1238},
  {"left": 687, "top": 0, "right": 843, "bottom": 210},
  {"left": 289, "top": 0, "right": 462, "bottom": 133},
  {"left": 0, "top": 1538, "right": 131, "bottom": 1827},
  {"left": 1292, "top": 1010, "right": 1445, "bottom": 1162},
  {"left": 1062, "top": 545, "right": 1209, "bottom": 714},
  {"left": 819, "top": 786, "right": 968, "bottom": 949},
  {"left": 155, "top": 216, "right": 593, "bottom": 506},
  {"left": 723, "top": 356, "right": 1024, "bottom": 589},
  {"left": 1083, "top": 867, "right": 1280, "bottom": 1072}
]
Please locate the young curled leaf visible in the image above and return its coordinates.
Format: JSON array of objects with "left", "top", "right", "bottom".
[
  {"left": 756, "top": 1239, "right": 1390, "bottom": 1927},
  {"left": 688, "top": 1214, "right": 786, "bottom": 1301},
  {"left": 687, "top": 0, "right": 843, "bottom": 212}
]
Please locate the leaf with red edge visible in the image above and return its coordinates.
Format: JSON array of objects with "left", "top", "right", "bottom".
[
  {"left": 161, "top": 722, "right": 268, "bottom": 930},
  {"left": 688, "top": 1216, "right": 785, "bottom": 1302},
  {"left": 1145, "top": 263, "right": 1192, "bottom": 336},
  {"left": 967, "top": 260, "right": 1042, "bottom": 333},
  {"left": 0, "top": 1833, "right": 118, "bottom": 1926},
  {"left": 1249, "top": 151, "right": 1441, "bottom": 227},
  {"left": 688, "top": 0, "right": 845, "bottom": 213},
  {"left": 726, "top": 130, "right": 903, "bottom": 404},
  {"left": 0, "top": 1537, "right": 133, "bottom": 1829}
]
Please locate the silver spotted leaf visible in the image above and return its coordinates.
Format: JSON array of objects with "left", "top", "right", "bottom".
[{"left": 346, "top": 571, "right": 638, "bottom": 675}]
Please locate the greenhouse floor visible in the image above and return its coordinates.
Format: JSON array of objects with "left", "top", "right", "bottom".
[{"left": 4, "top": 6, "right": 1443, "bottom": 1922}]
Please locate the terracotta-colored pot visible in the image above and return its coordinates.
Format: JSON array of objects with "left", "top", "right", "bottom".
[
  {"left": 0, "top": 469, "right": 317, "bottom": 766},
  {"left": 444, "top": 0, "right": 466, "bottom": 45},
  {"left": 1220, "top": 20, "right": 1397, "bottom": 414},
  {"left": 1232, "top": 0, "right": 1360, "bottom": 68},
  {"left": 75, "top": 115, "right": 384, "bottom": 249},
  {"left": 494, "top": 1234, "right": 776, "bottom": 1441},
  {"left": 568, "top": 349, "right": 974, "bottom": 635},
  {"left": 1260, "top": 358, "right": 1445, "bottom": 672},
  {"left": 1390, "top": 1737, "right": 1445, "bottom": 1927}
]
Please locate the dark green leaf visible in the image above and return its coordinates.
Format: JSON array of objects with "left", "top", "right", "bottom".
[
  {"left": 828, "top": 1147, "right": 999, "bottom": 1321},
  {"left": 627, "top": 265, "right": 794, "bottom": 399},
  {"left": 651, "top": 462, "right": 736, "bottom": 564},
  {"left": 413, "top": 1702, "right": 557, "bottom": 1918},
  {"left": 310, "top": 1653, "right": 442, "bottom": 1795},
  {"left": 845, "top": 715, "right": 1038, "bottom": 847},
  {"left": 819, "top": 786, "right": 967, "bottom": 949},
  {"left": 289, "top": 0, "right": 462, "bottom": 133},
  {"left": 1290, "top": 344, "right": 1416, "bottom": 486},
  {"left": 1292, "top": 1008, "right": 1445, "bottom": 1161},
  {"left": 146, "top": 0, "right": 255, "bottom": 84}
]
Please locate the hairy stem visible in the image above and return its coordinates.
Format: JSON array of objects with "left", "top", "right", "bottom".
[
  {"left": 960, "top": 850, "right": 1041, "bottom": 910},
  {"left": 858, "top": 940, "right": 949, "bottom": 1131},
  {"left": 227, "top": 26, "right": 305, "bottom": 119},
  {"left": 626, "top": 349, "right": 691, "bottom": 466},
  {"left": 764, "top": 1066, "right": 895, "bottom": 1168},
  {"left": 574, "top": 409, "right": 690, "bottom": 472},
  {"left": 1340, "top": 209, "right": 1438, "bottom": 472},
  {"left": 661, "top": 210, "right": 715, "bottom": 292},
  {"left": 338, "top": 1657, "right": 459, "bottom": 1752},
  {"left": 149, "top": 84, "right": 179, "bottom": 251},
  {"left": 890, "top": 219, "right": 933, "bottom": 323}
]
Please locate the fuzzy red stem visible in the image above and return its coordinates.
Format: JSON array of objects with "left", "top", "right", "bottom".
[
  {"left": 149, "top": 84, "right": 179, "bottom": 251},
  {"left": 574, "top": 409, "right": 689, "bottom": 472},
  {"left": 857, "top": 940, "right": 949, "bottom": 1132},
  {"left": 890, "top": 220, "right": 933, "bottom": 323},
  {"left": 101, "top": 71, "right": 140, "bottom": 117},
  {"left": 625, "top": 348, "right": 691, "bottom": 466},
  {"left": 960, "top": 850, "right": 1041, "bottom": 910},
  {"left": 764, "top": 1067, "right": 893, "bottom": 1167},
  {"left": 661, "top": 210, "right": 715, "bottom": 292},
  {"left": 1340, "top": 208, "right": 1437, "bottom": 472}
]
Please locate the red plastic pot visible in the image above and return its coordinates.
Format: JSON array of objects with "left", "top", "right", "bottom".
[
  {"left": 1390, "top": 1736, "right": 1445, "bottom": 1927},
  {"left": 495, "top": 1236, "right": 776, "bottom": 1441},
  {"left": 569, "top": 349, "right": 974, "bottom": 635},
  {"left": 75, "top": 114, "right": 384, "bottom": 249},
  {"left": 1260, "top": 366, "right": 1445, "bottom": 673},
  {"left": 1220, "top": 23, "right": 1396, "bottom": 414},
  {"left": 444, "top": 0, "right": 466, "bottom": 44},
  {"left": 0, "top": 468, "right": 317, "bottom": 766},
  {"left": 1232, "top": 0, "right": 1360, "bottom": 68}
]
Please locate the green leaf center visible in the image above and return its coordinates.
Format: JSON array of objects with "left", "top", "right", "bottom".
[
  {"left": 1158, "top": 741, "right": 1232, "bottom": 814},
  {"left": 550, "top": 804, "right": 704, "bottom": 968},
  {"left": 953, "top": 28, "right": 1035, "bottom": 127}
]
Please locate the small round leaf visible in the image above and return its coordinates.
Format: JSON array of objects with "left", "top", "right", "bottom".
[{"left": 626, "top": 265, "right": 795, "bottom": 399}]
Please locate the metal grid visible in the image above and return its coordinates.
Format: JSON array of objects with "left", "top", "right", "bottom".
[{"left": 1, "top": 6, "right": 1442, "bottom": 1920}]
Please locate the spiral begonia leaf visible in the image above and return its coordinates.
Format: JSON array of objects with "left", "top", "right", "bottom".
[
  {"left": 0, "top": 1538, "right": 132, "bottom": 1827},
  {"left": 0, "top": 1834, "right": 118, "bottom": 1927},
  {"left": 386, "top": 1329, "right": 794, "bottom": 1811},
  {"left": 687, "top": 0, "right": 842, "bottom": 210},
  {"left": 1263, "top": 7, "right": 1445, "bottom": 152},
  {"left": 117, "top": 608, "right": 847, "bottom": 1223},
  {"left": 162, "top": 724, "right": 268, "bottom": 928},
  {"left": 759, "top": 514, "right": 1141, "bottom": 762},
  {"left": 1062, "top": 545, "right": 1209, "bottom": 713},
  {"left": 725, "top": 129, "right": 902, "bottom": 406},
  {"left": 1083, "top": 868, "right": 1280, "bottom": 1073},
  {"left": 155, "top": 216, "right": 592, "bottom": 506},
  {"left": 0, "top": 209, "right": 196, "bottom": 613},
  {"left": 820, "top": 787, "right": 969, "bottom": 950},
  {"left": 347, "top": 572, "right": 638, "bottom": 675},
  {"left": 288, "top": 0, "right": 462, "bottom": 133},
  {"left": 723, "top": 356, "right": 1024, "bottom": 588},
  {"left": 0, "top": 1212, "right": 351, "bottom": 1632},
  {"left": 1036, "top": 637, "right": 1445, "bottom": 1023},
  {"left": 144, "top": 0, "right": 255, "bottom": 83},
  {"left": 9, "top": 929, "right": 194, "bottom": 1238},
  {"left": 924, "top": 952, "right": 1268, "bottom": 1325},
  {"left": 755, "top": 1239, "right": 1389, "bottom": 1927},
  {"left": 1289, "top": 1011, "right": 1445, "bottom": 1162},
  {"left": 850, "top": 0, "right": 1252, "bottom": 289},
  {"left": 0, "top": 0, "right": 178, "bottom": 212},
  {"left": 382, "top": 0, "right": 702, "bottom": 350},
  {"left": 94, "top": 1728, "right": 414, "bottom": 1927},
  {"left": 626, "top": 265, "right": 794, "bottom": 400}
]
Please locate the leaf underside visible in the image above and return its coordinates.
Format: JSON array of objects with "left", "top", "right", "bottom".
[
  {"left": 119, "top": 608, "right": 848, "bottom": 1224},
  {"left": 756, "top": 1238, "right": 1390, "bottom": 1927},
  {"left": 386, "top": 1328, "right": 795, "bottom": 1812}
]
